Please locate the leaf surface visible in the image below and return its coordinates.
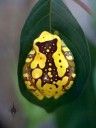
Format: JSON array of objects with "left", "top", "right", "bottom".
[{"left": 18, "top": 0, "right": 90, "bottom": 112}]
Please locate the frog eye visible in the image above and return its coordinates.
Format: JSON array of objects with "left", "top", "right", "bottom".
[{"left": 23, "top": 31, "right": 76, "bottom": 100}]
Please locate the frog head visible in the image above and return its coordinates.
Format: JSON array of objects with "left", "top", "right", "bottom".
[{"left": 33, "top": 31, "right": 62, "bottom": 54}]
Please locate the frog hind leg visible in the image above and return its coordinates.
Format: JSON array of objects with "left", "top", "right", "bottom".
[{"left": 23, "top": 62, "right": 44, "bottom": 100}]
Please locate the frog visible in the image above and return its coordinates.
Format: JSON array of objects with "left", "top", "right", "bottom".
[{"left": 23, "top": 31, "right": 76, "bottom": 100}]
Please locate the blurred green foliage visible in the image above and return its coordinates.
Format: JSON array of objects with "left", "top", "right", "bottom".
[{"left": 55, "top": 42, "right": 96, "bottom": 128}]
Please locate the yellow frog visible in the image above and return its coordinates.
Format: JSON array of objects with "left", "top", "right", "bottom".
[{"left": 23, "top": 31, "right": 76, "bottom": 100}]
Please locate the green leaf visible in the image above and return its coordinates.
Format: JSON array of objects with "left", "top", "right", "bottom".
[
  {"left": 18, "top": 0, "right": 90, "bottom": 112},
  {"left": 55, "top": 42, "right": 96, "bottom": 128}
]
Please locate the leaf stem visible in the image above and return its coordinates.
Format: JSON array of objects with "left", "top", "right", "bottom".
[
  {"left": 73, "top": 0, "right": 91, "bottom": 15},
  {"left": 49, "top": 0, "right": 52, "bottom": 32}
]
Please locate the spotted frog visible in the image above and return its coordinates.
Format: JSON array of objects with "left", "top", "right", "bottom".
[{"left": 23, "top": 31, "right": 76, "bottom": 100}]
